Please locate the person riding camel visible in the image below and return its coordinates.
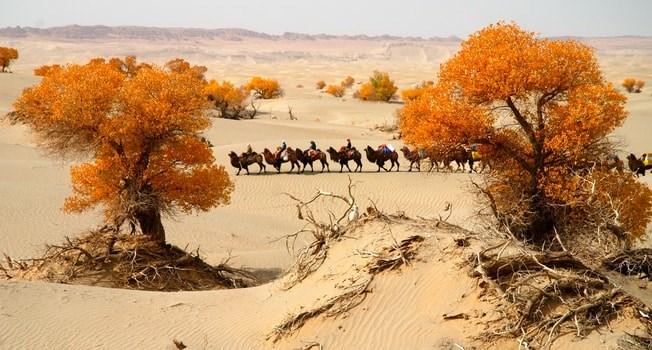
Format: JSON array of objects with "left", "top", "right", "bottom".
[
  {"left": 242, "top": 144, "right": 254, "bottom": 159},
  {"left": 276, "top": 140, "right": 287, "bottom": 161},
  {"left": 308, "top": 140, "right": 318, "bottom": 157},
  {"left": 340, "top": 138, "right": 353, "bottom": 156}
]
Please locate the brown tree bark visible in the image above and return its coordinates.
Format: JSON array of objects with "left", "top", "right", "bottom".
[{"left": 136, "top": 207, "right": 166, "bottom": 243}]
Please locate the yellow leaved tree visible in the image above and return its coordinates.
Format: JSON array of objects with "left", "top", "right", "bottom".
[
  {"left": 11, "top": 57, "right": 234, "bottom": 244},
  {"left": 400, "top": 23, "right": 652, "bottom": 244}
]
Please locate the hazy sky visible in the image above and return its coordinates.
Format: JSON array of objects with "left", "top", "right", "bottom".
[{"left": 1, "top": 0, "right": 651, "bottom": 37}]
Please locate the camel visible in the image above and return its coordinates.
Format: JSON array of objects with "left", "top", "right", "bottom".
[
  {"left": 627, "top": 153, "right": 650, "bottom": 177},
  {"left": 296, "top": 148, "right": 330, "bottom": 173},
  {"left": 467, "top": 149, "right": 489, "bottom": 173},
  {"left": 228, "top": 151, "right": 266, "bottom": 175},
  {"left": 263, "top": 147, "right": 301, "bottom": 174},
  {"left": 326, "top": 147, "right": 363, "bottom": 173},
  {"left": 442, "top": 147, "right": 468, "bottom": 172},
  {"left": 400, "top": 146, "right": 423, "bottom": 172},
  {"left": 365, "top": 145, "right": 399, "bottom": 172}
]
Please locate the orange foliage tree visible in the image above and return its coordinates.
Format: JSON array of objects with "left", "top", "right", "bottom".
[
  {"left": 400, "top": 80, "right": 434, "bottom": 102},
  {"left": 34, "top": 64, "right": 62, "bottom": 77},
  {"left": 316, "top": 80, "right": 326, "bottom": 90},
  {"left": 245, "top": 76, "right": 283, "bottom": 99},
  {"left": 0, "top": 47, "right": 19, "bottom": 72},
  {"left": 400, "top": 23, "right": 652, "bottom": 243},
  {"left": 326, "top": 84, "right": 345, "bottom": 97},
  {"left": 354, "top": 71, "right": 398, "bottom": 102},
  {"left": 11, "top": 57, "right": 234, "bottom": 243},
  {"left": 205, "top": 80, "right": 249, "bottom": 119},
  {"left": 341, "top": 76, "right": 355, "bottom": 88}
]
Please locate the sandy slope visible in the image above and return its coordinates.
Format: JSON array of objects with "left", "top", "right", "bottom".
[{"left": 0, "top": 35, "right": 651, "bottom": 349}]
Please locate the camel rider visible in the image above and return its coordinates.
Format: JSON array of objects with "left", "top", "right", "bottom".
[
  {"left": 276, "top": 140, "right": 287, "bottom": 161},
  {"left": 340, "top": 138, "right": 353, "bottom": 155},
  {"left": 308, "top": 140, "right": 318, "bottom": 157},
  {"left": 241, "top": 143, "right": 254, "bottom": 159}
]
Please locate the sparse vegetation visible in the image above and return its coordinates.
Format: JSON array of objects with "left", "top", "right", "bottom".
[
  {"left": 205, "top": 79, "right": 250, "bottom": 119},
  {"left": 354, "top": 71, "right": 398, "bottom": 102},
  {"left": 0, "top": 46, "right": 19, "bottom": 72},
  {"left": 622, "top": 78, "right": 645, "bottom": 93},
  {"left": 341, "top": 75, "right": 355, "bottom": 88},
  {"left": 245, "top": 76, "right": 284, "bottom": 99},
  {"left": 325, "top": 84, "right": 345, "bottom": 97},
  {"left": 315, "top": 80, "right": 326, "bottom": 90}
]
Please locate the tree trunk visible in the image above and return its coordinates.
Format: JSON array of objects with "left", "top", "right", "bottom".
[{"left": 136, "top": 208, "right": 166, "bottom": 243}]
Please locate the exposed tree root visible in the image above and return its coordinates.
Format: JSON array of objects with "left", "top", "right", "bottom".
[
  {"left": 367, "top": 235, "right": 425, "bottom": 274},
  {"left": 472, "top": 246, "right": 652, "bottom": 349},
  {"left": 270, "top": 275, "right": 373, "bottom": 342},
  {"left": 617, "top": 332, "right": 652, "bottom": 350},
  {"left": 1, "top": 231, "right": 257, "bottom": 291},
  {"left": 269, "top": 234, "right": 425, "bottom": 342},
  {"left": 276, "top": 176, "right": 359, "bottom": 289},
  {"left": 604, "top": 249, "right": 652, "bottom": 280}
]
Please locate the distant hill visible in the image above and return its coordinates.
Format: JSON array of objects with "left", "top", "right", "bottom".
[{"left": 0, "top": 25, "right": 462, "bottom": 42}]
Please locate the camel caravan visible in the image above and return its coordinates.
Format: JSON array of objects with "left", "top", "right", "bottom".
[
  {"left": 228, "top": 140, "right": 651, "bottom": 177},
  {"left": 228, "top": 140, "right": 489, "bottom": 175}
]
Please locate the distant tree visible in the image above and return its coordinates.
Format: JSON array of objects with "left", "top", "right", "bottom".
[
  {"left": 354, "top": 71, "right": 398, "bottom": 102},
  {"left": 326, "top": 84, "right": 345, "bottom": 97},
  {"left": 400, "top": 23, "right": 652, "bottom": 243},
  {"left": 622, "top": 78, "right": 645, "bottom": 93},
  {"left": 245, "top": 76, "right": 283, "bottom": 99},
  {"left": 400, "top": 80, "right": 435, "bottom": 102},
  {"left": 341, "top": 76, "right": 355, "bottom": 88},
  {"left": 0, "top": 47, "right": 19, "bottom": 72},
  {"left": 316, "top": 80, "right": 326, "bottom": 90},
  {"left": 11, "top": 57, "right": 233, "bottom": 244},
  {"left": 205, "top": 80, "right": 249, "bottom": 119}
]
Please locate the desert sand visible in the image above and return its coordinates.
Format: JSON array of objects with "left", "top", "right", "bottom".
[{"left": 0, "top": 28, "right": 651, "bottom": 349}]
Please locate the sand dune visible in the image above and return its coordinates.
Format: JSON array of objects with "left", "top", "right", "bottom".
[{"left": 1, "top": 32, "right": 651, "bottom": 349}]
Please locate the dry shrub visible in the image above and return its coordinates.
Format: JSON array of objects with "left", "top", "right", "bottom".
[
  {"left": 1, "top": 230, "right": 257, "bottom": 291},
  {"left": 277, "top": 177, "right": 359, "bottom": 289},
  {"left": 603, "top": 249, "right": 652, "bottom": 278},
  {"left": 325, "top": 84, "right": 345, "bottom": 97},
  {"left": 315, "top": 80, "right": 326, "bottom": 90}
]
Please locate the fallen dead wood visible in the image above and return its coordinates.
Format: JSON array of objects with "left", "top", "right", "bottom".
[
  {"left": 617, "top": 332, "right": 652, "bottom": 350},
  {"left": 2, "top": 231, "right": 257, "bottom": 291},
  {"left": 472, "top": 247, "right": 652, "bottom": 349},
  {"left": 269, "top": 234, "right": 425, "bottom": 342},
  {"left": 367, "top": 235, "right": 424, "bottom": 274},
  {"left": 276, "top": 176, "right": 360, "bottom": 289},
  {"left": 604, "top": 249, "right": 652, "bottom": 280}
]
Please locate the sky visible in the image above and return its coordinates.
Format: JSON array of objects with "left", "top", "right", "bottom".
[{"left": 1, "top": 0, "right": 651, "bottom": 38}]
